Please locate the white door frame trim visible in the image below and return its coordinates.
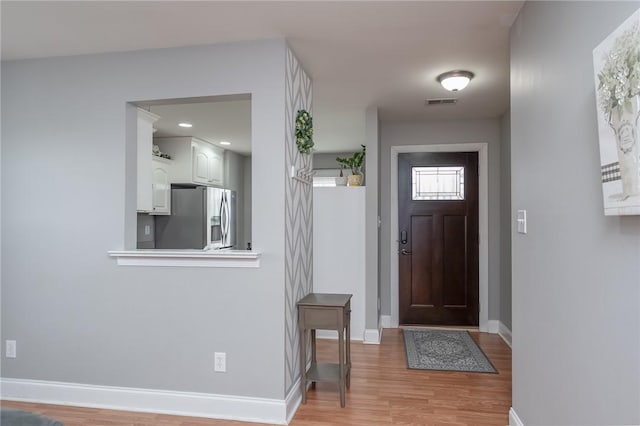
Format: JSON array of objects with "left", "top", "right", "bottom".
[{"left": 390, "top": 143, "right": 489, "bottom": 331}]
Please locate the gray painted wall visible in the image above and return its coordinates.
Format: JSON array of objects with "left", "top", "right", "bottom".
[
  {"left": 380, "top": 120, "right": 502, "bottom": 321},
  {"left": 511, "top": 2, "right": 640, "bottom": 424},
  {"left": 499, "top": 111, "right": 512, "bottom": 330},
  {"left": 365, "top": 107, "right": 380, "bottom": 330},
  {"left": 1, "top": 40, "right": 290, "bottom": 399}
]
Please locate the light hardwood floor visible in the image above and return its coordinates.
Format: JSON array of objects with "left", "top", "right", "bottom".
[{"left": 1, "top": 328, "right": 512, "bottom": 425}]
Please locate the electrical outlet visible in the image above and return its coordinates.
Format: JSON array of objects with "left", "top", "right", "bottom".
[
  {"left": 6, "top": 340, "right": 16, "bottom": 358},
  {"left": 214, "top": 352, "right": 226, "bottom": 372}
]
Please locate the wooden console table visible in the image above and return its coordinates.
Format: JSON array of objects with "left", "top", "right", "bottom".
[{"left": 297, "top": 293, "right": 352, "bottom": 407}]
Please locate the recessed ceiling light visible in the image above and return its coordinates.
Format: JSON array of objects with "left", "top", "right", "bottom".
[
  {"left": 220, "top": 141, "right": 231, "bottom": 146},
  {"left": 178, "top": 122, "right": 193, "bottom": 128},
  {"left": 437, "top": 70, "right": 475, "bottom": 92}
]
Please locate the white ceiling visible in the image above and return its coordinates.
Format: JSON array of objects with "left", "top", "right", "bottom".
[
  {"left": 145, "top": 98, "right": 252, "bottom": 156},
  {"left": 1, "top": 1, "right": 523, "bottom": 153}
]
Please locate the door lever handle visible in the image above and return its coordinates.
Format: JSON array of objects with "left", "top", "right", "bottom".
[{"left": 401, "top": 249, "right": 413, "bottom": 255}]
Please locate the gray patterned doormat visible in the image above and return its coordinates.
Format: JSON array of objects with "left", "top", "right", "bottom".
[
  {"left": 1, "top": 408, "right": 64, "bottom": 426},
  {"left": 403, "top": 329, "right": 497, "bottom": 373}
]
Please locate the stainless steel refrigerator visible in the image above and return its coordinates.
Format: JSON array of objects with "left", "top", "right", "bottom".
[{"left": 155, "top": 185, "right": 236, "bottom": 250}]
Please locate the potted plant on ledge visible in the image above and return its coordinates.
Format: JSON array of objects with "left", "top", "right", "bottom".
[{"left": 336, "top": 144, "right": 366, "bottom": 186}]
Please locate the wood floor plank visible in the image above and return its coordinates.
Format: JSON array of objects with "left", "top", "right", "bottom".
[{"left": 1, "top": 329, "right": 511, "bottom": 425}]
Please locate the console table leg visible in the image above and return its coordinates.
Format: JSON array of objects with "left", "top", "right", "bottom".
[
  {"left": 346, "top": 311, "right": 351, "bottom": 389},
  {"left": 338, "top": 329, "right": 345, "bottom": 408},
  {"left": 299, "top": 326, "right": 307, "bottom": 404}
]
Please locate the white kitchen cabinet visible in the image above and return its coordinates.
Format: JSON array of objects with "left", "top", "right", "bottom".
[
  {"left": 137, "top": 108, "right": 161, "bottom": 213},
  {"left": 151, "top": 157, "right": 173, "bottom": 215},
  {"left": 192, "top": 139, "right": 224, "bottom": 186},
  {"left": 154, "top": 136, "right": 225, "bottom": 187}
]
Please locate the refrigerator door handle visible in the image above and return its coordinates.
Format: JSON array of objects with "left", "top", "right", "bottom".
[{"left": 220, "top": 192, "right": 229, "bottom": 246}]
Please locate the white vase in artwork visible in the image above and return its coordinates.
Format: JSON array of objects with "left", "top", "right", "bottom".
[{"left": 609, "top": 95, "right": 640, "bottom": 199}]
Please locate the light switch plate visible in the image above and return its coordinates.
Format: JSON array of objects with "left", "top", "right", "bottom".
[
  {"left": 5, "top": 340, "right": 16, "bottom": 358},
  {"left": 517, "top": 210, "right": 527, "bottom": 234}
]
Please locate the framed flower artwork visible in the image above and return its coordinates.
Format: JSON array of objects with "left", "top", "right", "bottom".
[{"left": 593, "top": 8, "right": 640, "bottom": 216}]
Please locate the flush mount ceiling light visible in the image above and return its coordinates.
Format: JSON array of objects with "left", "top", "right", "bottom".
[
  {"left": 220, "top": 141, "right": 231, "bottom": 146},
  {"left": 178, "top": 122, "right": 193, "bottom": 128},
  {"left": 437, "top": 70, "right": 475, "bottom": 92}
]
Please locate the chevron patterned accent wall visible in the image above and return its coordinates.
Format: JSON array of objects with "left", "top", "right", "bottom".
[{"left": 284, "top": 46, "right": 313, "bottom": 395}]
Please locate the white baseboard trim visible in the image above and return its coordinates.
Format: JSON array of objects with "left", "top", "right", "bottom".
[
  {"left": 285, "top": 379, "right": 302, "bottom": 424},
  {"left": 311, "top": 328, "right": 381, "bottom": 344},
  {"left": 486, "top": 320, "right": 512, "bottom": 348},
  {"left": 315, "top": 330, "right": 338, "bottom": 340},
  {"left": 363, "top": 328, "right": 382, "bottom": 345},
  {"left": 315, "top": 330, "right": 365, "bottom": 341},
  {"left": 498, "top": 321, "right": 513, "bottom": 348},
  {"left": 509, "top": 407, "right": 524, "bottom": 426},
  {"left": 0, "top": 378, "right": 290, "bottom": 425},
  {"left": 380, "top": 315, "right": 392, "bottom": 328}
]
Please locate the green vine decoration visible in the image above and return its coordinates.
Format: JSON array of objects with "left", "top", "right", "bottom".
[{"left": 295, "top": 109, "right": 314, "bottom": 155}]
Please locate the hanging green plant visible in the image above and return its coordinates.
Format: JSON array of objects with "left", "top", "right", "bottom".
[{"left": 295, "top": 109, "right": 314, "bottom": 155}]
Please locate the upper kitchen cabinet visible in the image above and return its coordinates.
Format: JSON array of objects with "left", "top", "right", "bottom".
[
  {"left": 192, "top": 138, "right": 224, "bottom": 186},
  {"left": 137, "top": 108, "right": 162, "bottom": 213},
  {"left": 151, "top": 156, "right": 173, "bottom": 215},
  {"left": 154, "top": 137, "right": 225, "bottom": 187}
]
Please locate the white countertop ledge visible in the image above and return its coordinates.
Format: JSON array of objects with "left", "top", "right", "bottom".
[{"left": 108, "top": 249, "right": 261, "bottom": 268}]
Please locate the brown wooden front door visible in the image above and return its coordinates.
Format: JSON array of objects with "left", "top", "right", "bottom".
[{"left": 398, "top": 152, "right": 479, "bottom": 326}]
